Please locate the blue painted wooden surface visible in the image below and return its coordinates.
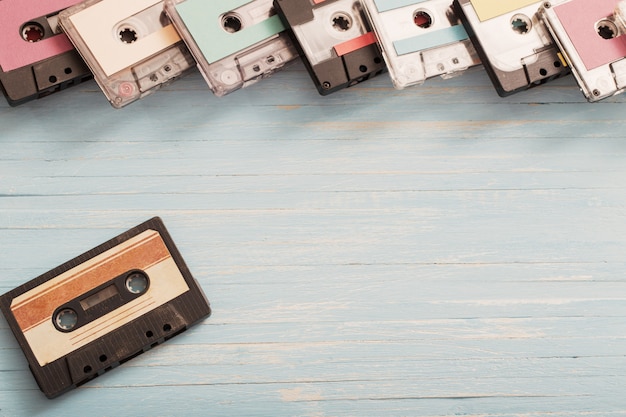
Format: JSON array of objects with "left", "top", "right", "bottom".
[{"left": 2, "top": 63, "right": 626, "bottom": 416}]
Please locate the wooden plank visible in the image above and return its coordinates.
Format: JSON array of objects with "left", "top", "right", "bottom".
[{"left": 1, "top": 62, "right": 626, "bottom": 416}]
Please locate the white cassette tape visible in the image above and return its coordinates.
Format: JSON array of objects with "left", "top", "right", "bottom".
[
  {"left": 454, "top": 0, "right": 569, "bottom": 96},
  {"left": 539, "top": 0, "right": 626, "bottom": 101},
  {"left": 361, "top": 0, "right": 480, "bottom": 89},
  {"left": 59, "top": 0, "right": 195, "bottom": 108},
  {"left": 165, "top": 0, "right": 299, "bottom": 97}
]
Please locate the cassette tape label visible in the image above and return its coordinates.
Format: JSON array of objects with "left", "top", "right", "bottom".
[
  {"left": 67, "top": 0, "right": 181, "bottom": 76},
  {"left": 468, "top": 0, "right": 539, "bottom": 21},
  {"left": 0, "top": 0, "right": 80, "bottom": 72},
  {"left": 553, "top": 0, "right": 626, "bottom": 70},
  {"left": 393, "top": 24, "right": 469, "bottom": 55},
  {"left": 374, "top": 0, "right": 431, "bottom": 12},
  {"left": 13, "top": 230, "right": 189, "bottom": 366},
  {"left": 334, "top": 32, "right": 377, "bottom": 55},
  {"left": 175, "top": 0, "right": 287, "bottom": 63}
]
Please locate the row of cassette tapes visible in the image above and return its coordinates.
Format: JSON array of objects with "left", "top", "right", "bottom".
[{"left": 2, "top": 0, "right": 626, "bottom": 107}]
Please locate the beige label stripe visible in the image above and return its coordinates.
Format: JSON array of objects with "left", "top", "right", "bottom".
[{"left": 12, "top": 232, "right": 170, "bottom": 332}]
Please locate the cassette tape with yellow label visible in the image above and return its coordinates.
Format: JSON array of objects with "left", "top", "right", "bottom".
[
  {"left": 453, "top": 0, "right": 569, "bottom": 96},
  {"left": 165, "top": 0, "right": 299, "bottom": 97},
  {"left": 0, "top": 0, "right": 92, "bottom": 106},
  {"left": 0, "top": 217, "right": 211, "bottom": 398},
  {"left": 274, "top": 0, "right": 386, "bottom": 95},
  {"left": 58, "top": 0, "right": 196, "bottom": 108},
  {"left": 539, "top": 0, "right": 626, "bottom": 101},
  {"left": 361, "top": 0, "right": 481, "bottom": 89}
]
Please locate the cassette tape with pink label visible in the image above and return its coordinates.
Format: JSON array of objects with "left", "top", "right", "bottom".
[
  {"left": 0, "top": 0, "right": 92, "bottom": 106},
  {"left": 539, "top": 0, "right": 626, "bottom": 101}
]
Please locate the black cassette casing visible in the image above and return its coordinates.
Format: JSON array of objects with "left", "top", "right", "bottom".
[{"left": 0, "top": 50, "right": 92, "bottom": 107}]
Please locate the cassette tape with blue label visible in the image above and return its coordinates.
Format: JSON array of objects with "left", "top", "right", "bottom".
[
  {"left": 361, "top": 0, "right": 480, "bottom": 89},
  {"left": 59, "top": 0, "right": 195, "bottom": 108},
  {"left": 539, "top": 0, "right": 626, "bottom": 101},
  {"left": 165, "top": 0, "right": 299, "bottom": 97},
  {"left": 453, "top": 0, "right": 569, "bottom": 96},
  {"left": 0, "top": 0, "right": 92, "bottom": 106},
  {"left": 274, "top": 0, "right": 387, "bottom": 95}
]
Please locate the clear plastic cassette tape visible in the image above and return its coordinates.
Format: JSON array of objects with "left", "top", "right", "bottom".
[
  {"left": 165, "top": 0, "right": 299, "bottom": 97},
  {"left": 539, "top": 0, "right": 626, "bottom": 101},
  {"left": 275, "top": 0, "right": 387, "bottom": 95},
  {"left": 453, "top": 0, "right": 569, "bottom": 96},
  {"left": 59, "top": 0, "right": 195, "bottom": 108},
  {"left": 361, "top": 0, "right": 481, "bottom": 89},
  {"left": 0, "top": 0, "right": 92, "bottom": 106}
]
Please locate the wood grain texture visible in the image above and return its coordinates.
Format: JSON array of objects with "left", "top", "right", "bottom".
[{"left": 1, "top": 62, "right": 626, "bottom": 416}]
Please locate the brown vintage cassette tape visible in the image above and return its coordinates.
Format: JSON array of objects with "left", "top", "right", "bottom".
[{"left": 0, "top": 217, "right": 211, "bottom": 398}]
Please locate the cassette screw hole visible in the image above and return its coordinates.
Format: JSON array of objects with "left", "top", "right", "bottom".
[
  {"left": 359, "top": 65, "right": 368, "bottom": 73},
  {"left": 222, "top": 14, "right": 243, "bottom": 33},
  {"left": 413, "top": 11, "right": 433, "bottom": 28},
  {"left": 374, "top": 57, "right": 382, "bottom": 64},
  {"left": 125, "top": 271, "right": 148, "bottom": 294},
  {"left": 99, "top": 355, "right": 107, "bottom": 363},
  {"left": 65, "top": 67, "right": 73, "bottom": 75},
  {"left": 83, "top": 365, "right": 92, "bottom": 374},
  {"left": 267, "top": 56, "right": 276, "bottom": 64},
  {"left": 119, "top": 28, "right": 138, "bottom": 44},
  {"left": 593, "top": 89, "right": 601, "bottom": 96},
  {"left": 163, "top": 324, "right": 172, "bottom": 332},
  {"left": 164, "top": 65, "right": 172, "bottom": 72},
  {"left": 55, "top": 308, "right": 78, "bottom": 331},
  {"left": 146, "top": 330, "right": 154, "bottom": 338},
  {"left": 21, "top": 22, "right": 44, "bottom": 42},
  {"left": 596, "top": 20, "right": 618, "bottom": 39},
  {"left": 511, "top": 14, "right": 531, "bottom": 34},
  {"left": 539, "top": 68, "right": 547, "bottom": 76},
  {"left": 150, "top": 74, "right": 159, "bottom": 82},
  {"left": 322, "top": 81, "right": 332, "bottom": 89},
  {"left": 253, "top": 65, "right": 261, "bottom": 72},
  {"left": 49, "top": 75, "right": 58, "bottom": 84},
  {"left": 553, "top": 61, "right": 561, "bottom": 68},
  {"left": 331, "top": 13, "right": 352, "bottom": 32}
]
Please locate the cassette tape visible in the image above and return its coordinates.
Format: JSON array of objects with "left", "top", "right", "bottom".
[
  {"left": 0, "top": 217, "right": 211, "bottom": 398},
  {"left": 58, "top": 0, "right": 196, "bottom": 108},
  {"left": 0, "top": 0, "right": 92, "bottom": 106},
  {"left": 361, "top": 0, "right": 481, "bottom": 89},
  {"left": 453, "top": 0, "right": 569, "bottom": 96},
  {"left": 539, "top": 0, "right": 626, "bottom": 101},
  {"left": 274, "top": 0, "right": 387, "bottom": 95},
  {"left": 165, "top": 0, "right": 299, "bottom": 97}
]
